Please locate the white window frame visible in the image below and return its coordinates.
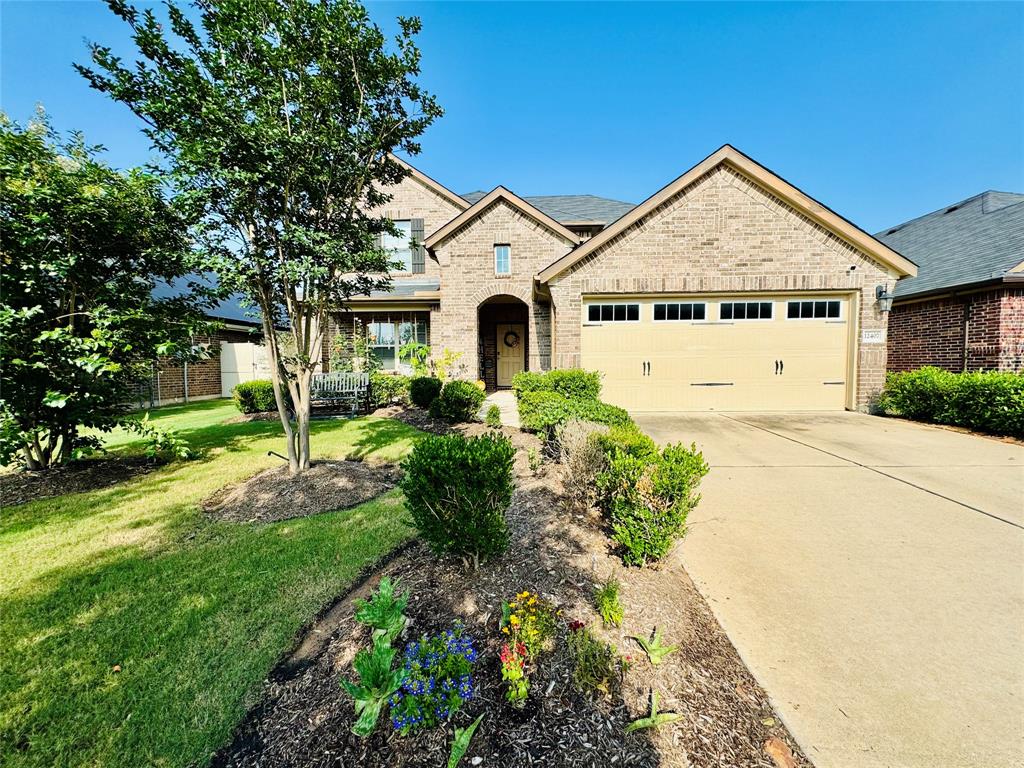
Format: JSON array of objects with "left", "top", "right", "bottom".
[
  {"left": 494, "top": 244, "right": 511, "bottom": 276},
  {"left": 718, "top": 300, "right": 774, "bottom": 322},
  {"left": 652, "top": 301, "right": 708, "bottom": 322},
  {"left": 785, "top": 299, "right": 844, "bottom": 321},
  {"left": 584, "top": 302, "right": 642, "bottom": 324},
  {"left": 382, "top": 220, "right": 413, "bottom": 272}
]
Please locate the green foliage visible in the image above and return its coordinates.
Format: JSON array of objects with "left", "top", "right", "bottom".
[
  {"left": 370, "top": 372, "right": 410, "bottom": 409},
  {"left": 879, "top": 367, "right": 1024, "bottom": 437},
  {"left": 430, "top": 380, "right": 486, "bottom": 423},
  {"left": 625, "top": 691, "right": 681, "bottom": 733},
  {"left": 354, "top": 577, "right": 408, "bottom": 647},
  {"left": 400, "top": 341, "right": 431, "bottom": 376},
  {"left": 599, "top": 442, "right": 709, "bottom": 566},
  {"left": 594, "top": 576, "right": 624, "bottom": 629},
  {"left": 595, "top": 423, "right": 659, "bottom": 462},
  {"left": 123, "top": 414, "right": 197, "bottom": 462},
  {"left": 0, "top": 113, "right": 212, "bottom": 469},
  {"left": 485, "top": 404, "right": 502, "bottom": 428},
  {"left": 341, "top": 639, "right": 408, "bottom": 737},
  {"left": 526, "top": 446, "right": 542, "bottom": 473},
  {"left": 232, "top": 380, "right": 279, "bottom": 413},
  {"left": 432, "top": 348, "right": 466, "bottom": 382},
  {"left": 447, "top": 714, "right": 484, "bottom": 768},
  {"left": 331, "top": 318, "right": 382, "bottom": 374},
  {"left": 517, "top": 390, "right": 632, "bottom": 434},
  {"left": 630, "top": 627, "right": 678, "bottom": 666},
  {"left": 511, "top": 368, "right": 602, "bottom": 400},
  {"left": 79, "top": 0, "right": 442, "bottom": 471},
  {"left": 400, "top": 433, "right": 515, "bottom": 567},
  {"left": 567, "top": 625, "right": 619, "bottom": 697},
  {"left": 409, "top": 376, "right": 443, "bottom": 409}
]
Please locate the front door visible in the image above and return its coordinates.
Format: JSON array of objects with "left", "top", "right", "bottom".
[{"left": 496, "top": 323, "right": 525, "bottom": 387}]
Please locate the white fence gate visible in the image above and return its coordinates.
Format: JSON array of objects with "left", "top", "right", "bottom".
[{"left": 220, "top": 341, "right": 271, "bottom": 397}]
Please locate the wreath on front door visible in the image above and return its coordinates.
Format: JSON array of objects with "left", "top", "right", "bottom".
[{"left": 503, "top": 330, "right": 521, "bottom": 349}]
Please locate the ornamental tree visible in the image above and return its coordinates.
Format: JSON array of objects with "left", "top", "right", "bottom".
[
  {"left": 0, "top": 113, "right": 212, "bottom": 469},
  {"left": 78, "top": 0, "right": 442, "bottom": 473}
]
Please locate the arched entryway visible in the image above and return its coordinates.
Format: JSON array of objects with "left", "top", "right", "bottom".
[{"left": 478, "top": 295, "right": 529, "bottom": 390}]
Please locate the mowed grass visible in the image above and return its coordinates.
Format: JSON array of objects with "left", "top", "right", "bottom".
[{"left": 0, "top": 400, "right": 423, "bottom": 768}]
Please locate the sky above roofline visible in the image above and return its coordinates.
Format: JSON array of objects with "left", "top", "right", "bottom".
[{"left": 2, "top": 1, "right": 1021, "bottom": 233}]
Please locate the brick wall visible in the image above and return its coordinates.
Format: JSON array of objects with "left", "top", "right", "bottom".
[
  {"left": 888, "top": 286, "right": 1024, "bottom": 373},
  {"left": 547, "top": 165, "right": 896, "bottom": 409}
]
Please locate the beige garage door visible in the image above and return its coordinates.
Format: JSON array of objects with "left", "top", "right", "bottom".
[{"left": 581, "top": 295, "right": 851, "bottom": 411}]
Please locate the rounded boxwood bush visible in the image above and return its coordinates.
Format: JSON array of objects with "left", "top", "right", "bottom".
[
  {"left": 400, "top": 432, "right": 515, "bottom": 567},
  {"left": 232, "top": 379, "right": 278, "bottom": 413},
  {"left": 409, "top": 376, "right": 443, "bottom": 409},
  {"left": 429, "top": 380, "right": 486, "bottom": 423},
  {"left": 370, "top": 372, "right": 410, "bottom": 408}
]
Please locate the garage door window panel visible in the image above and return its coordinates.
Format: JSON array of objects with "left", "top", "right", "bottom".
[
  {"left": 586, "top": 303, "right": 640, "bottom": 323},
  {"left": 787, "top": 300, "right": 843, "bottom": 320},
  {"left": 653, "top": 302, "right": 706, "bottom": 322},
  {"left": 719, "top": 301, "right": 773, "bottom": 321}
]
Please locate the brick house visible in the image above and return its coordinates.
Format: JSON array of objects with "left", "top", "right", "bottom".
[
  {"left": 876, "top": 191, "right": 1024, "bottom": 373},
  {"left": 331, "top": 145, "right": 918, "bottom": 411}
]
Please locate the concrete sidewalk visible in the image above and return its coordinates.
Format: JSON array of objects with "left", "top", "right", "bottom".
[{"left": 634, "top": 411, "right": 1024, "bottom": 768}]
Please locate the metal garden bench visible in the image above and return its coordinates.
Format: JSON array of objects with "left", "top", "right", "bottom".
[{"left": 310, "top": 372, "right": 370, "bottom": 415}]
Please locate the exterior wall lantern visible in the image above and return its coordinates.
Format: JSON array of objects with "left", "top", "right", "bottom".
[{"left": 875, "top": 285, "right": 895, "bottom": 313}]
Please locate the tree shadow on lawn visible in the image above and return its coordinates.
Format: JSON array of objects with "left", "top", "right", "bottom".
[
  {"left": 0, "top": 492, "right": 411, "bottom": 768},
  {"left": 213, "top": 466, "right": 666, "bottom": 768}
]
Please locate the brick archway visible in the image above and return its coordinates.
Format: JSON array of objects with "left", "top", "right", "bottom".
[
  {"left": 477, "top": 293, "right": 530, "bottom": 390},
  {"left": 470, "top": 282, "right": 533, "bottom": 308}
]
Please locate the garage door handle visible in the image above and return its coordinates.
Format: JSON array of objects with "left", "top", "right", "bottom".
[
  {"left": 779, "top": 360, "right": 784, "bottom": 375},
  {"left": 774, "top": 360, "right": 779, "bottom": 375}
]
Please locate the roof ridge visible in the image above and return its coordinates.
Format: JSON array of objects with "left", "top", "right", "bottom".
[{"left": 875, "top": 191, "right": 998, "bottom": 235}]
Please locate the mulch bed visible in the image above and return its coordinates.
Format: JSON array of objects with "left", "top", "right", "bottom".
[
  {"left": 202, "top": 460, "right": 401, "bottom": 524},
  {"left": 211, "top": 418, "right": 810, "bottom": 768},
  {"left": 1, "top": 456, "right": 160, "bottom": 506}
]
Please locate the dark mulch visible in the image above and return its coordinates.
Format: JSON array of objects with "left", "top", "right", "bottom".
[
  {"left": 0, "top": 456, "right": 160, "bottom": 506},
  {"left": 212, "top": 426, "right": 811, "bottom": 768},
  {"left": 202, "top": 460, "right": 401, "bottom": 524}
]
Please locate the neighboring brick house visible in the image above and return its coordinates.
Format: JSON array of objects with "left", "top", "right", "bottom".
[
  {"left": 875, "top": 191, "right": 1024, "bottom": 373},
  {"left": 333, "top": 146, "right": 917, "bottom": 411}
]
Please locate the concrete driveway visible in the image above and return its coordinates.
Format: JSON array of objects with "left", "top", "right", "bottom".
[{"left": 633, "top": 411, "right": 1024, "bottom": 768}]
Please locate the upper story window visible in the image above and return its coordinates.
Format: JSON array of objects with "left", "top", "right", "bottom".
[
  {"left": 787, "top": 300, "right": 842, "bottom": 319},
  {"left": 382, "top": 220, "right": 413, "bottom": 272},
  {"left": 586, "top": 303, "right": 640, "bottom": 323},
  {"left": 495, "top": 244, "right": 511, "bottom": 275},
  {"left": 720, "top": 301, "right": 773, "bottom": 321},
  {"left": 653, "top": 302, "right": 707, "bottom": 321}
]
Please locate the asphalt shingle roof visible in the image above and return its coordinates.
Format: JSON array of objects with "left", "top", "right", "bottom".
[
  {"left": 875, "top": 191, "right": 1024, "bottom": 298},
  {"left": 461, "top": 191, "right": 635, "bottom": 224}
]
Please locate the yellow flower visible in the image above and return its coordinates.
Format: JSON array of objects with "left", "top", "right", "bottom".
[
  {"left": 509, "top": 615, "right": 521, "bottom": 626},
  {"left": 501, "top": 626, "right": 509, "bottom": 634}
]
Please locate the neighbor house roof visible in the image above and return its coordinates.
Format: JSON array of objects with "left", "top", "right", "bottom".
[
  {"left": 537, "top": 144, "right": 918, "bottom": 284},
  {"left": 425, "top": 186, "right": 581, "bottom": 251},
  {"left": 346, "top": 277, "right": 441, "bottom": 302},
  {"left": 461, "top": 191, "right": 635, "bottom": 225},
  {"left": 874, "top": 191, "right": 1024, "bottom": 299},
  {"left": 153, "top": 276, "right": 262, "bottom": 327}
]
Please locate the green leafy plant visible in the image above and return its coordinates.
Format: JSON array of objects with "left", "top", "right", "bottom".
[
  {"left": 124, "top": 414, "right": 197, "bottom": 461},
  {"left": 410, "top": 376, "right": 443, "bottom": 409},
  {"left": 594, "top": 576, "right": 624, "bottom": 629},
  {"left": 331, "top": 318, "right": 382, "bottom": 374},
  {"left": 630, "top": 627, "right": 678, "bottom": 666},
  {"left": 526, "top": 446, "right": 542, "bottom": 473},
  {"left": 567, "top": 624, "right": 618, "bottom": 697},
  {"left": 447, "top": 714, "right": 485, "bottom": 768},
  {"left": 400, "top": 433, "right": 515, "bottom": 568},
  {"left": 485, "top": 404, "right": 502, "bottom": 428},
  {"left": 400, "top": 341, "right": 431, "bottom": 376},
  {"left": 511, "top": 369, "right": 601, "bottom": 400},
  {"left": 433, "top": 348, "right": 465, "bottom": 382},
  {"left": 499, "top": 640, "right": 529, "bottom": 708},
  {"left": 430, "top": 380, "right": 487, "bottom": 423},
  {"left": 231, "top": 380, "right": 281, "bottom": 414},
  {"left": 369, "top": 372, "right": 410, "bottom": 409},
  {"left": 500, "top": 590, "right": 558, "bottom": 659},
  {"left": 341, "top": 640, "right": 407, "bottom": 737},
  {"left": 517, "top": 390, "right": 632, "bottom": 434},
  {"left": 879, "top": 367, "right": 1024, "bottom": 437},
  {"left": 354, "top": 577, "right": 408, "bottom": 647},
  {"left": 625, "top": 691, "right": 681, "bottom": 733}
]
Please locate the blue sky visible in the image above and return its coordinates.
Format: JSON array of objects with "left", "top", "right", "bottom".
[{"left": 2, "top": 1, "right": 1022, "bottom": 232}]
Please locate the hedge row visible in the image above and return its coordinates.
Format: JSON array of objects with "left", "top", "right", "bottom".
[
  {"left": 512, "top": 369, "right": 629, "bottom": 433},
  {"left": 879, "top": 367, "right": 1024, "bottom": 437}
]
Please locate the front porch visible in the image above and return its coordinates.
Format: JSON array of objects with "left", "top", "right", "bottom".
[{"left": 478, "top": 295, "right": 529, "bottom": 390}]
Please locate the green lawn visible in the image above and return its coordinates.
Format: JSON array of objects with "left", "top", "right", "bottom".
[{"left": 0, "top": 400, "right": 423, "bottom": 768}]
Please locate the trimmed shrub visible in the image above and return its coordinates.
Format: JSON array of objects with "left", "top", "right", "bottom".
[
  {"left": 400, "top": 432, "right": 515, "bottom": 567},
  {"left": 232, "top": 379, "right": 278, "bottom": 413},
  {"left": 409, "top": 376, "right": 443, "bottom": 409},
  {"left": 599, "top": 442, "right": 709, "bottom": 566},
  {"left": 879, "top": 367, "right": 1024, "bottom": 437},
  {"left": 430, "top": 380, "right": 487, "bottom": 423},
  {"left": 595, "top": 423, "right": 659, "bottom": 461},
  {"left": 511, "top": 368, "right": 601, "bottom": 400},
  {"left": 485, "top": 404, "right": 502, "bottom": 428},
  {"left": 556, "top": 419, "right": 609, "bottom": 509},
  {"left": 518, "top": 390, "right": 631, "bottom": 434},
  {"left": 369, "top": 372, "right": 410, "bottom": 409}
]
